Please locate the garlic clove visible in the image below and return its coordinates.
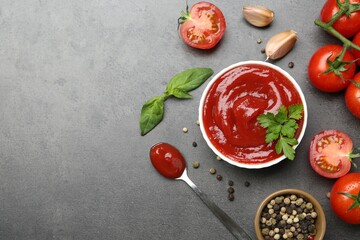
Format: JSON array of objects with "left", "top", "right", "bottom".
[
  {"left": 265, "top": 30, "right": 298, "bottom": 60},
  {"left": 242, "top": 5, "right": 274, "bottom": 27}
]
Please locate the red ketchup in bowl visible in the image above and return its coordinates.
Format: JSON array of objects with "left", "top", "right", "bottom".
[
  {"left": 201, "top": 64, "right": 304, "bottom": 164},
  {"left": 150, "top": 143, "right": 186, "bottom": 179}
]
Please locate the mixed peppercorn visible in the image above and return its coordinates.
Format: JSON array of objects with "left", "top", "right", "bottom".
[{"left": 260, "top": 194, "right": 317, "bottom": 240}]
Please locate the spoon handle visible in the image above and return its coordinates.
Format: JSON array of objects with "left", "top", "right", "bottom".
[{"left": 180, "top": 173, "right": 253, "bottom": 240}]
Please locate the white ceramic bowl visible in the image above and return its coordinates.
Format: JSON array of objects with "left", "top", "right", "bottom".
[{"left": 199, "top": 61, "right": 308, "bottom": 169}]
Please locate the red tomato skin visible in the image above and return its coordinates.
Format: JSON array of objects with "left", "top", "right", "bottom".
[
  {"left": 320, "top": 0, "right": 360, "bottom": 38},
  {"left": 352, "top": 32, "right": 360, "bottom": 66},
  {"left": 179, "top": 2, "right": 226, "bottom": 49},
  {"left": 345, "top": 72, "right": 360, "bottom": 119},
  {"left": 308, "top": 44, "right": 356, "bottom": 92},
  {"left": 330, "top": 173, "right": 360, "bottom": 224},
  {"left": 309, "top": 130, "right": 352, "bottom": 178}
]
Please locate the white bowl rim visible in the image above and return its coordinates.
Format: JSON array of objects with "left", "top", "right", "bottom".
[{"left": 198, "top": 60, "right": 308, "bottom": 169}]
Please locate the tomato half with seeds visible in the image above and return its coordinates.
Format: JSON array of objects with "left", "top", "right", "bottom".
[
  {"left": 320, "top": 0, "right": 360, "bottom": 38},
  {"left": 345, "top": 72, "right": 360, "bottom": 119},
  {"left": 309, "top": 130, "right": 356, "bottom": 178},
  {"left": 178, "top": 2, "right": 226, "bottom": 49},
  {"left": 330, "top": 173, "right": 360, "bottom": 224}
]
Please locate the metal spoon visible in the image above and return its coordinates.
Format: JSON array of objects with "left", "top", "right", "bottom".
[{"left": 150, "top": 142, "right": 252, "bottom": 240}]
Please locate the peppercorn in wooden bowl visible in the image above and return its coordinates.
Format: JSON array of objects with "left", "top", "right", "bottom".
[{"left": 254, "top": 189, "right": 326, "bottom": 240}]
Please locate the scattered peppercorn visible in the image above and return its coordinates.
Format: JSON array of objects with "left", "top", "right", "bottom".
[
  {"left": 261, "top": 48, "right": 266, "bottom": 54},
  {"left": 209, "top": 167, "right": 216, "bottom": 174},
  {"left": 192, "top": 141, "right": 197, "bottom": 147},
  {"left": 196, "top": 120, "right": 200, "bottom": 126},
  {"left": 216, "top": 175, "right": 223, "bottom": 181},
  {"left": 244, "top": 181, "right": 250, "bottom": 187},
  {"left": 182, "top": 127, "right": 188, "bottom": 133},
  {"left": 228, "top": 193, "right": 235, "bottom": 201},
  {"left": 192, "top": 161, "right": 200, "bottom": 169},
  {"left": 228, "top": 180, "right": 234, "bottom": 186},
  {"left": 257, "top": 38, "right": 262, "bottom": 44},
  {"left": 228, "top": 187, "right": 235, "bottom": 194},
  {"left": 216, "top": 155, "right": 222, "bottom": 161},
  {"left": 288, "top": 61, "right": 294, "bottom": 68}
]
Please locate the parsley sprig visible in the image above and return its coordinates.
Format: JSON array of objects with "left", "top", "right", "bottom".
[{"left": 257, "top": 104, "right": 304, "bottom": 160}]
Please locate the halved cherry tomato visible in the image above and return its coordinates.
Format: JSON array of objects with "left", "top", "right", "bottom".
[
  {"left": 308, "top": 44, "right": 356, "bottom": 92},
  {"left": 320, "top": 0, "right": 360, "bottom": 38},
  {"left": 345, "top": 72, "right": 360, "bottom": 119},
  {"left": 309, "top": 130, "right": 356, "bottom": 178},
  {"left": 352, "top": 32, "right": 360, "bottom": 66},
  {"left": 330, "top": 173, "right": 360, "bottom": 224},
  {"left": 178, "top": 2, "right": 226, "bottom": 49}
]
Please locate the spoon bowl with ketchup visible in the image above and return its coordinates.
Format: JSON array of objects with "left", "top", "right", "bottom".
[
  {"left": 150, "top": 142, "right": 252, "bottom": 240},
  {"left": 199, "top": 61, "right": 308, "bottom": 169}
]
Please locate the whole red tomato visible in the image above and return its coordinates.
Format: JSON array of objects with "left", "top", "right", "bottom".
[
  {"left": 178, "top": 2, "right": 226, "bottom": 49},
  {"left": 308, "top": 44, "right": 356, "bottom": 92},
  {"left": 320, "top": 0, "right": 360, "bottom": 38},
  {"left": 345, "top": 72, "right": 360, "bottom": 119},
  {"left": 330, "top": 173, "right": 360, "bottom": 224},
  {"left": 352, "top": 32, "right": 360, "bottom": 66}
]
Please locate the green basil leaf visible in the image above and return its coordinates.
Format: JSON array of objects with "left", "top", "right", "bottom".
[
  {"left": 165, "top": 68, "right": 213, "bottom": 93},
  {"left": 140, "top": 96, "right": 164, "bottom": 136},
  {"left": 169, "top": 88, "right": 192, "bottom": 99}
]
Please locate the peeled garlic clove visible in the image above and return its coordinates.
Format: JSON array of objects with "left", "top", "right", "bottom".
[
  {"left": 265, "top": 30, "right": 298, "bottom": 60},
  {"left": 242, "top": 5, "right": 274, "bottom": 27}
]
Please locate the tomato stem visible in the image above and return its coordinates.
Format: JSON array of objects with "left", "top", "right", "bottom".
[
  {"left": 327, "top": 0, "right": 349, "bottom": 25},
  {"left": 328, "top": 0, "right": 360, "bottom": 25},
  {"left": 350, "top": 80, "right": 360, "bottom": 89},
  {"left": 314, "top": 19, "right": 360, "bottom": 52},
  {"left": 314, "top": 0, "right": 360, "bottom": 52},
  {"left": 337, "top": 190, "right": 360, "bottom": 211}
]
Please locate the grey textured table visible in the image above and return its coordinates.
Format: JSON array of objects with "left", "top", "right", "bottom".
[{"left": 0, "top": 0, "right": 359, "bottom": 239}]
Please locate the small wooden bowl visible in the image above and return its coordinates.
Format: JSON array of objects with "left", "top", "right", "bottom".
[{"left": 254, "top": 189, "right": 326, "bottom": 240}]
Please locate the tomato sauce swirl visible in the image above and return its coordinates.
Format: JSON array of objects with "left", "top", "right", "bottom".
[{"left": 202, "top": 64, "right": 304, "bottom": 164}]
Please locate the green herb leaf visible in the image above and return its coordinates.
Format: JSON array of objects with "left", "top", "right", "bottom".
[
  {"left": 280, "top": 136, "right": 296, "bottom": 160},
  {"left": 257, "top": 104, "right": 304, "bottom": 160},
  {"left": 275, "top": 106, "right": 288, "bottom": 124},
  {"left": 140, "top": 96, "right": 164, "bottom": 136},
  {"left": 281, "top": 119, "right": 298, "bottom": 138},
  {"left": 288, "top": 104, "right": 304, "bottom": 120},
  {"left": 168, "top": 88, "right": 193, "bottom": 99},
  {"left": 266, "top": 131, "right": 280, "bottom": 143},
  {"left": 140, "top": 67, "right": 213, "bottom": 136},
  {"left": 257, "top": 112, "right": 276, "bottom": 128},
  {"left": 165, "top": 68, "right": 214, "bottom": 93}
]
